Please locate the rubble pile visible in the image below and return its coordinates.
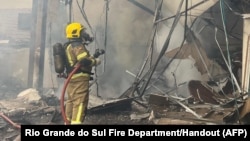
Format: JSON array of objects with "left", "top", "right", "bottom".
[{"left": 0, "top": 82, "right": 250, "bottom": 140}]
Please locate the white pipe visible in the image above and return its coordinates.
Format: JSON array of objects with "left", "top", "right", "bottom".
[{"left": 242, "top": 14, "right": 250, "bottom": 94}]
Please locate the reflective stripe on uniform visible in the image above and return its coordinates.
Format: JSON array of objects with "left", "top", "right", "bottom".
[
  {"left": 77, "top": 52, "right": 88, "bottom": 61},
  {"left": 66, "top": 45, "right": 74, "bottom": 66},
  {"left": 71, "top": 72, "right": 90, "bottom": 79},
  {"left": 66, "top": 45, "right": 88, "bottom": 66},
  {"left": 71, "top": 120, "right": 81, "bottom": 124},
  {"left": 71, "top": 103, "right": 84, "bottom": 124},
  {"left": 76, "top": 103, "right": 83, "bottom": 122}
]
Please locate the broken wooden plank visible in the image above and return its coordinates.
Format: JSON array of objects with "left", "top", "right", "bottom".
[
  {"left": 155, "top": 118, "right": 200, "bottom": 125},
  {"left": 239, "top": 97, "right": 250, "bottom": 118},
  {"left": 169, "top": 96, "right": 202, "bottom": 119},
  {"left": 188, "top": 80, "right": 221, "bottom": 104},
  {"left": 88, "top": 98, "right": 134, "bottom": 114},
  {"left": 148, "top": 93, "right": 170, "bottom": 106}
]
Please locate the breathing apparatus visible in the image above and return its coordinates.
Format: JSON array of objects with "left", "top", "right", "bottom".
[
  {"left": 53, "top": 22, "right": 105, "bottom": 124},
  {"left": 53, "top": 22, "right": 97, "bottom": 78}
]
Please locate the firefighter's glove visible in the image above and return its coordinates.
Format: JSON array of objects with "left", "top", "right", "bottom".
[
  {"left": 80, "top": 58, "right": 92, "bottom": 66},
  {"left": 95, "top": 58, "right": 101, "bottom": 66},
  {"left": 93, "top": 49, "right": 105, "bottom": 58}
]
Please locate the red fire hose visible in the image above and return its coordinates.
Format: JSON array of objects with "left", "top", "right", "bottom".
[
  {"left": 0, "top": 112, "right": 21, "bottom": 129},
  {"left": 60, "top": 63, "right": 81, "bottom": 125},
  {"left": 0, "top": 64, "right": 79, "bottom": 127}
]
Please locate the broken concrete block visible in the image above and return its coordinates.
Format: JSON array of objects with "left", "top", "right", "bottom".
[{"left": 17, "top": 88, "right": 41, "bottom": 103}]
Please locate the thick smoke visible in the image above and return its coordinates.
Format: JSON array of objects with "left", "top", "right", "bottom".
[
  {"left": 68, "top": 0, "right": 156, "bottom": 98},
  {"left": 146, "top": 2, "right": 203, "bottom": 97},
  {"left": 61, "top": 0, "right": 204, "bottom": 98},
  {"left": 0, "top": 0, "right": 32, "bottom": 99},
  {"left": 0, "top": 0, "right": 221, "bottom": 100}
]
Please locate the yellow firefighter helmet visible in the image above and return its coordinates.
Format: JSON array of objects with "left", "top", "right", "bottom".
[{"left": 65, "top": 22, "right": 85, "bottom": 39}]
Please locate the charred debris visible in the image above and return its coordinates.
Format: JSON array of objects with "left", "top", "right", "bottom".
[
  {"left": 1, "top": 0, "right": 250, "bottom": 140},
  {"left": 85, "top": 0, "right": 250, "bottom": 125}
]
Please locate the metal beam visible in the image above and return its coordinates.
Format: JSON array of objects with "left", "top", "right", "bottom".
[
  {"left": 139, "top": 0, "right": 185, "bottom": 97},
  {"left": 127, "top": 0, "right": 154, "bottom": 15},
  {"left": 27, "top": 0, "right": 38, "bottom": 88},
  {"left": 37, "top": 0, "right": 48, "bottom": 93}
]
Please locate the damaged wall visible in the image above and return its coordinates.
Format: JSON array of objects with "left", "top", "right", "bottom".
[
  {"left": 0, "top": 0, "right": 66, "bottom": 99},
  {"left": 60, "top": 0, "right": 222, "bottom": 99}
]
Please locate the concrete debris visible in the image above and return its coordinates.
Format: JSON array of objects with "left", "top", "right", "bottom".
[
  {"left": 1, "top": 0, "right": 250, "bottom": 140},
  {"left": 16, "top": 88, "right": 41, "bottom": 103},
  {"left": 148, "top": 110, "right": 155, "bottom": 121},
  {"left": 147, "top": 92, "right": 250, "bottom": 125},
  {"left": 130, "top": 113, "right": 150, "bottom": 120},
  {"left": 0, "top": 82, "right": 249, "bottom": 140}
]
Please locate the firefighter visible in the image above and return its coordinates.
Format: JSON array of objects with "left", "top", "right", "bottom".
[{"left": 64, "top": 22, "right": 101, "bottom": 124}]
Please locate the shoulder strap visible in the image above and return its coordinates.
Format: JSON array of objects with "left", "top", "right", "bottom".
[
  {"left": 61, "top": 41, "right": 72, "bottom": 74},
  {"left": 63, "top": 41, "right": 72, "bottom": 50}
]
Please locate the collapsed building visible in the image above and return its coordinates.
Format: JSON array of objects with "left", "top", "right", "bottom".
[{"left": 0, "top": 0, "right": 250, "bottom": 140}]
